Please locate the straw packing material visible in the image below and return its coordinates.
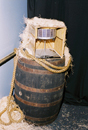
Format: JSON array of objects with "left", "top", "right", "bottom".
[
  {"left": 0, "top": 97, "right": 53, "bottom": 130},
  {"left": 64, "top": 46, "right": 72, "bottom": 66},
  {"left": 19, "top": 17, "right": 66, "bottom": 56}
]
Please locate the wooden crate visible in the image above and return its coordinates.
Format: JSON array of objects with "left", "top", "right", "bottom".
[{"left": 35, "top": 27, "right": 66, "bottom": 58}]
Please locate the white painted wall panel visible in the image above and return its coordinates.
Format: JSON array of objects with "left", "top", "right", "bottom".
[{"left": 0, "top": 0, "right": 27, "bottom": 98}]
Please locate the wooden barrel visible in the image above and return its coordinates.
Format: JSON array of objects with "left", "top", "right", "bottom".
[{"left": 14, "top": 57, "right": 65, "bottom": 125}]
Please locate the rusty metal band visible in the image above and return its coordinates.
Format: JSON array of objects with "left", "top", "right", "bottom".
[
  {"left": 19, "top": 57, "right": 65, "bottom": 67},
  {"left": 25, "top": 112, "right": 58, "bottom": 122},
  {"left": 17, "top": 61, "right": 53, "bottom": 74},
  {"left": 15, "top": 79, "right": 64, "bottom": 93},
  {"left": 15, "top": 94, "right": 62, "bottom": 107}
]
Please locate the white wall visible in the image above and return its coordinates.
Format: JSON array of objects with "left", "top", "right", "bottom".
[{"left": 0, "top": 0, "right": 27, "bottom": 98}]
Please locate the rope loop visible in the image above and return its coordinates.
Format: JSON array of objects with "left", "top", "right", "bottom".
[
  {"left": 0, "top": 47, "right": 71, "bottom": 125},
  {"left": 0, "top": 48, "right": 24, "bottom": 125},
  {"left": 21, "top": 48, "right": 72, "bottom": 73}
]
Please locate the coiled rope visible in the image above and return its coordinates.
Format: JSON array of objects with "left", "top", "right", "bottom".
[
  {"left": 0, "top": 47, "right": 72, "bottom": 125},
  {"left": 0, "top": 48, "right": 24, "bottom": 125}
]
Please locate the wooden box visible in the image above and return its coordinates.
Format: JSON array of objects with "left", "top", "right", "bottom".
[{"left": 35, "top": 27, "right": 66, "bottom": 58}]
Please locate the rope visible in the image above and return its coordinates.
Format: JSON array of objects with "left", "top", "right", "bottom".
[
  {"left": 0, "top": 48, "right": 24, "bottom": 125},
  {"left": 0, "top": 47, "right": 71, "bottom": 125},
  {"left": 21, "top": 48, "right": 72, "bottom": 73}
]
